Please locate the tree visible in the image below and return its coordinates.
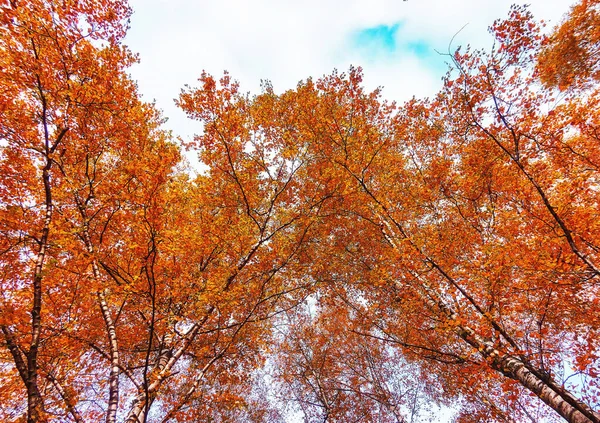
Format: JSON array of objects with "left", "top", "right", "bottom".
[
  {"left": 0, "top": 1, "right": 138, "bottom": 421},
  {"left": 177, "top": 50, "right": 599, "bottom": 421},
  {"left": 269, "top": 297, "right": 442, "bottom": 422},
  {"left": 189, "top": 5, "right": 598, "bottom": 415},
  {"left": 0, "top": 5, "right": 330, "bottom": 419},
  {"left": 311, "top": 5, "right": 599, "bottom": 419}
]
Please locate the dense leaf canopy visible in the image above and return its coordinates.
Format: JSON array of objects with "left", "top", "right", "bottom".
[{"left": 1, "top": 1, "right": 599, "bottom": 422}]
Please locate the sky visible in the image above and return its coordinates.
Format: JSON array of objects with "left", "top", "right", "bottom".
[{"left": 124, "top": 0, "right": 573, "bottom": 147}]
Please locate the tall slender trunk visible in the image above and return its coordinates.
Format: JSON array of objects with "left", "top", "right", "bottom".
[
  {"left": 22, "top": 59, "right": 70, "bottom": 422},
  {"left": 27, "top": 153, "right": 53, "bottom": 423},
  {"left": 97, "top": 289, "right": 120, "bottom": 423},
  {"left": 81, "top": 221, "right": 120, "bottom": 423}
]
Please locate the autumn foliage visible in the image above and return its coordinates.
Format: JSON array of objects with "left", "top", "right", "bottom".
[{"left": 1, "top": 0, "right": 600, "bottom": 422}]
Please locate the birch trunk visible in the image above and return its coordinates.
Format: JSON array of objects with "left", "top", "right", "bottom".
[{"left": 81, "top": 222, "right": 120, "bottom": 423}]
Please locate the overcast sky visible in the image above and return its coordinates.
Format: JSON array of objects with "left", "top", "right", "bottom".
[{"left": 124, "top": 0, "right": 573, "bottom": 145}]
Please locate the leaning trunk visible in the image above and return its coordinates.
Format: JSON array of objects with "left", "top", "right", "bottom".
[
  {"left": 494, "top": 354, "right": 599, "bottom": 423},
  {"left": 454, "top": 320, "right": 600, "bottom": 423}
]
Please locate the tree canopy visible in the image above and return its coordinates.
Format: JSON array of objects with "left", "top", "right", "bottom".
[{"left": 1, "top": 1, "right": 599, "bottom": 422}]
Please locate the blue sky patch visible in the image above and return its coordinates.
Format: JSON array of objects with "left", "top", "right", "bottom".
[
  {"left": 406, "top": 40, "right": 429, "bottom": 58},
  {"left": 351, "top": 23, "right": 447, "bottom": 73},
  {"left": 354, "top": 23, "right": 401, "bottom": 53}
]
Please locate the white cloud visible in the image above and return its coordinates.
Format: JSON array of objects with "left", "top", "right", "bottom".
[{"left": 125, "top": 0, "right": 574, "bottom": 143}]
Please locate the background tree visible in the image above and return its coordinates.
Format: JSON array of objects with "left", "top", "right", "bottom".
[{"left": 269, "top": 297, "right": 442, "bottom": 423}]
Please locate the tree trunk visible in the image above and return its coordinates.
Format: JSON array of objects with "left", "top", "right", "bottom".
[{"left": 454, "top": 314, "right": 600, "bottom": 423}]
